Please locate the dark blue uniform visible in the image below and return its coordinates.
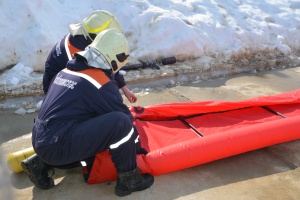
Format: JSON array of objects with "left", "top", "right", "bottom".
[
  {"left": 34, "top": 56, "right": 138, "bottom": 172},
  {"left": 43, "top": 34, "right": 126, "bottom": 94}
]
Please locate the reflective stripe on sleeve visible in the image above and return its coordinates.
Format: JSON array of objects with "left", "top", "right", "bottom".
[{"left": 110, "top": 127, "right": 134, "bottom": 149}]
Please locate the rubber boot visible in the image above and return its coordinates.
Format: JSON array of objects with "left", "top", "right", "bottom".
[
  {"left": 115, "top": 168, "right": 154, "bottom": 197},
  {"left": 21, "top": 154, "right": 54, "bottom": 190}
]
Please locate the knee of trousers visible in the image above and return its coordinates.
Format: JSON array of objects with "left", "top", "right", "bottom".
[
  {"left": 111, "top": 111, "right": 133, "bottom": 131},
  {"left": 109, "top": 112, "right": 135, "bottom": 149}
]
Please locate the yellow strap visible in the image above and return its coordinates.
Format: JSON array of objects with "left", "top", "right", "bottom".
[{"left": 85, "top": 21, "right": 111, "bottom": 33}]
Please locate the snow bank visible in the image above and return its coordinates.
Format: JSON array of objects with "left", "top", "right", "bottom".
[{"left": 1, "top": 0, "right": 299, "bottom": 71}]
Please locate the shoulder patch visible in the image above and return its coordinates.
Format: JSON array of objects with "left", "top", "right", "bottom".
[{"left": 63, "top": 68, "right": 110, "bottom": 89}]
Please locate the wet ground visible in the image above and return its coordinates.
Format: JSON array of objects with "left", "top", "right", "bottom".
[{"left": 0, "top": 66, "right": 300, "bottom": 200}]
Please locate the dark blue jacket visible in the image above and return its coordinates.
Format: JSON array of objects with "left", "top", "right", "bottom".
[
  {"left": 33, "top": 56, "right": 133, "bottom": 148},
  {"left": 43, "top": 34, "right": 126, "bottom": 94}
]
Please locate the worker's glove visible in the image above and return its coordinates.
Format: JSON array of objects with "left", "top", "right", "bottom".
[
  {"left": 138, "top": 147, "right": 148, "bottom": 155},
  {"left": 134, "top": 126, "right": 148, "bottom": 155}
]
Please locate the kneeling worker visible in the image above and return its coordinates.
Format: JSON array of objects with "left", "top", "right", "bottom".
[{"left": 22, "top": 28, "right": 154, "bottom": 197}]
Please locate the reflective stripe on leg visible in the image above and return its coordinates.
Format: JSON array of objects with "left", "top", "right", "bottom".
[
  {"left": 110, "top": 127, "right": 134, "bottom": 149},
  {"left": 134, "top": 135, "right": 139, "bottom": 144}
]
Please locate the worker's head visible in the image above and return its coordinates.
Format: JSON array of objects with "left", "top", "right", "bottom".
[
  {"left": 69, "top": 10, "right": 122, "bottom": 41},
  {"left": 76, "top": 28, "right": 130, "bottom": 73}
]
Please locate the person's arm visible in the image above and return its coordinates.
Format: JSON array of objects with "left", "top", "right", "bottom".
[
  {"left": 114, "top": 71, "right": 137, "bottom": 103},
  {"left": 121, "top": 86, "right": 137, "bottom": 103},
  {"left": 114, "top": 71, "right": 126, "bottom": 88},
  {"left": 94, "top": 81, "right": 134, "bottom": 122},
  {"left": 43, "top": 35, "right": 71, "bottom": 94}
]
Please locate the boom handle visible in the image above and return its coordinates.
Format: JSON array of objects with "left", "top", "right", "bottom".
[
  {"left": 122, "top": 57, "right": 177, "bottom": 71},
  {"left": 122, "top": 63, "right": 143, "bottom": 70},
  {"left": 161, "top": 57, "right": 176, "bottom": 65}
]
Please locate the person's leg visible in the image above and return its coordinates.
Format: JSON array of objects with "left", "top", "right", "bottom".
[
  {"left": 22, "top": 111, "right": 134, "bottom": 189},
  {"left": 38, "top": 111, "right": 136, "bottom": 172},
  {"left": 34, "top": 111, "right": 153, "bottom": 195}
]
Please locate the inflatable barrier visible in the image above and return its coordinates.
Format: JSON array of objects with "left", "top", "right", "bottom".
[
  {"left": 87, "top": 89, "right": 300, "bottom": 184},
  {"left": 6, "top": 90, "right": 300, "bottom": 183}
]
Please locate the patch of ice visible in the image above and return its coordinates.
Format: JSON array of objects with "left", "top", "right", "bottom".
[
  {"left": 14, "top": 108, "right": 26, "bottom": 115},
  {"left": 26, "top": 108, "right": 36, "bottom": 113}
]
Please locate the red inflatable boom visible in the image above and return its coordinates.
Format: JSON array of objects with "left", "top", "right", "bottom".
[{"left": 87, "top": 89, "right": 300, "bottom": 184}]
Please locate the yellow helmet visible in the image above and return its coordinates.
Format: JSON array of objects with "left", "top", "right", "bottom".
[
  {"left": 76, "top": 28, "right": 130, "bottom": 73},
  {"left": 69, "top": 10, "right": 122, "bottom": 41}
]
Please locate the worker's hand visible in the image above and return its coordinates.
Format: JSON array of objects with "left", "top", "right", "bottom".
[
  {"left": 126, "top": 92, "right": 137, "bottom": 103},
  {"left": 122, "top": 86, "right": 137, "bottom": 103}
]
